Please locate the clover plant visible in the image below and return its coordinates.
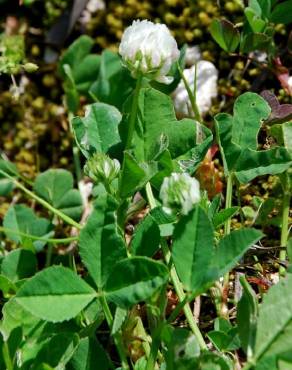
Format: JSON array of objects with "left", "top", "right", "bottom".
[{"left": 0, "top": 14, "right": 292, "bottom": 370}]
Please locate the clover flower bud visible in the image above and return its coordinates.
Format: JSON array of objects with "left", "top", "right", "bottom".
[
  {"left": 119, "top": 20, "right": 180, "bottom": 84},
  {"left": 84, "top": 153, "right": 120, "bottom": 185},
  {"left": 160, "top": 172, "right": 201, "bottom": 215}
]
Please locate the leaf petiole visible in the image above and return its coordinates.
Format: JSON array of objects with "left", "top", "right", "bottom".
[{"left": 0, "top": 169, "right": 81, "bottom": 230}]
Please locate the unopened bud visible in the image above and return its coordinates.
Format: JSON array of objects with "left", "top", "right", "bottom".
[{"left": 84, "top": 153, "right": 120, "bottom": 185}]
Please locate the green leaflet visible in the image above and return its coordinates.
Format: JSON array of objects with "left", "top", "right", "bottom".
[
  {"left": 130, "top": 213, "right": 161, "bottom": 257},
  {"left": 72, "top": 103, "right": 122, "bottom": 159},
  {"left": 119, "top": 152, "right": 154, "bottom": 198},
  {"left": 235, "top": 146, "right": 292, "bottom": 183},
  {"left": 253, "top": 273, "right": 292, "bottom": 362},
  {"left": 172, "top": 205, "right": 263, "bottom": 294},
  {"left": 270, "top": 0, "right": 292, "bottom": 24},
  {"left": 209, "top": 19, "right": 240, "bottom": 52},
  {"left": 237, "top": 276, "right": 258, "bottom": 358},
  {"left": 219, "top": 92, "right": 271, "bottom": 152},
  {"left": 3, "top": 204, "right": 53, "bottom": 251},
  {"left": 78, "top": 194, "right": 127, "bottom": 288},
  {"left": 0, "top": 275, "right": 16, "bottom": 296},
  {"left": 104, "top": 257, "right": 169, "bottom": 308},
  {"left": 0, "top": 159, "right": 18, "bottom": 196},
  {"left": 34, "top": 333, "right": 80, "bottom": 369},
  {"left": 121, "top": 87, "right": 209, "bottom": 162},
  {"left": 270, "top": 121, "right": 292, "bottom": 155},
  {"left": 58, "top": 35, "right": 95, "bottom": 79},
  {"left": 1, "top": 249, "right": 37, "bottom": 282},
  {"left": 33, "top": 169, "right": 83, "bottom": 220},
  {"left": 245, "top": 7, "right": 266, "bottom": 33},
  {"left": 89, "top": 50, "right": 135, "bottom": 110},
  {"left": 68, "top": 337, "right": 109, "bottom": 370},
  {"left": 58, "top": 35, "right": 100, "bottom": 94},
  {"left": 15, "top": 266, "right": 97, "bottom": 322},
  {"left": 172, "top": 206, "right": 215, "bottom": 293},
  {"left": 212, "top": 228, "right": 264, "bottom": 277},
  {"left": 0, "top": 298, "right": 42, "bottom": 340},
  {"left": 215, "top": 92, "right": 292, "bottom": 183},
  {"left": 213, "top": 207, "right": 240, "bottom": 229},
  {"left": 112, "top": 307, "right": 128, "bottom": 335}
]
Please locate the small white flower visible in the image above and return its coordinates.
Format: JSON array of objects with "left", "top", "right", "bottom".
[
  {"left": 79, "top": 0, "right": 105, "bottom": 26},
  {"left": 119, "top": 20, "right": 180, "bottom": 84},
  {"left": 160, "top": 172, "right": 201, "bottom": 215},
  {"left": 173, "top": 61, "right": 218, "bottom": 117}
]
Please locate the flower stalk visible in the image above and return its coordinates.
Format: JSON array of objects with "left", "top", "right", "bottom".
[
  {"left": 279, "top": 175, "right": 291, "bottom": 277},
  {"left": 177, "top": 63, "right": 202, "bottom": 123},
  {"left": 221, "top": 172, "right": 234, "bottom": 318},
  {"left": 125, "top": 74, "right": 143, "bottom": 150},
  {"left": 145, "top": 181, "right": 207, "bottom": 350}
]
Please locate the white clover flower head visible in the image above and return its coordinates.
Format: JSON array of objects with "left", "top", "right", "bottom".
[
  {"left": 160, "top": 172, "right": 201, "bottom": 215},
  {"left": 173, "top": 60, "right": 218, "bottom": 117},
  {"left": 119, "top": 20, "right": 180, "bottom": 84}
]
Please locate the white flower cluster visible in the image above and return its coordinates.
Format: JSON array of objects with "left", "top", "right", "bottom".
[
  {"left": 79, "top": 0, "right": 105, "bottom": 26},
  {"left": 173, "top": 60, "right": 218, "bottom": 117},
  {"left": 160, "top": 172, "right": 201, "bottom": 215},
  {"left": 119, "top": 20, "right": 180, "bottom": 84}
]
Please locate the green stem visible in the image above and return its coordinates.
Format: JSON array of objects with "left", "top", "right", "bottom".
[
  {"left": 279, "top": 188, "right": 291, "bottom": 277},
  {"left": 3, "top": 341, "right": 13, "bottom": 370},
  {"left": 224, "top": 173, "right": 233, "bottom": 235},
  {"left": 73, "top": 146, "right": 82, "bottom": 183},
  {"left": 68, "top": 112, "right": 82, "bottom": 183},
  {"left": 222, "top": 173, "right": 233, "bottom": 318},
  {"left": 99, "top": 294, "right": 130, "bottom": 370},
  {"left": 0, "top": 170, "right": 81, "bottom": 230},
  {"left": 145, "top": 182, "right": 207, "bottom": 350},
  {"left": 45, "top": 242, "right": 54, "bottom": 267},
  {"left": 0, "top": 226, "right": 78, "bottom": 244},
  {"left": 167, "top": 292, "right": 195, "bottom": 324},
  {"left": 177, "top": 63, "right": 202, "bottom": 123},
  {"left": 161, "top": 240, "right": 207, "bottom": 349},
  {"left": 125, "top": 74, "right": 143, "bottom": 150}
]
